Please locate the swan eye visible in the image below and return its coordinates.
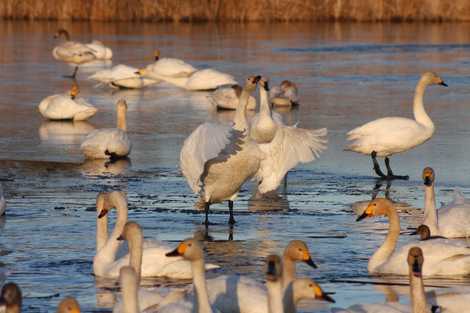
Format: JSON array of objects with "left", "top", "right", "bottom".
[
  {"left": 309, "top": 284, "right": 313, "bottom": 287},
  {"left": 298, "top": 248, "right": 302, "bottom": 252},
  {"left": 373, "top": 203, "right": 377, "bottom": 206},
  {"left": 188, "top": 243, "right": 192, "bottom": 247}
]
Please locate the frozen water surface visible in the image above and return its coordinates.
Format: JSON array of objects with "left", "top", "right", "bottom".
[{"left": 1, "top": 21, "right": 470, "bottom": 312}]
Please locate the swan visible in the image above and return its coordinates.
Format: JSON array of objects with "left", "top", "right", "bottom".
[
  {"left": 208, "top": 85, "right": 257, "bottom": 110},
  {"left": 157, "top": 238, "right": 221, "bottom": 313},
  {"left": 346, "top": 72, "right": 448, "bottom": 180},
  {"left": 57, "top": 297, "right": 81, "bottom": 313},
  {"left": 269, "top": 80, "right": 299, "bottom": 107},
  {"left": 54, "top": 29, "right": 112, "bottom": 60},
  {"left": 80, "top": 99, "right": 131, "bottom": 160},
  {"left": 180, "top": 75, "right": 264, "bottom": 225},
  {"left": 0, "top": 184, "right": 5, "bottom": 216},
  {"left": 52, "top": 29, "right": 101, "bottom": 78},
  {"left": 283, "top": 278, "right": 335, "bottom": 313},
  {"left": 0, "top": 282, "right": 22, "bottom": 313},
  {"left": 118, "top": 267, "right": 140, "bottom": 313},
  {"left": 204, "top": 240, "right": 318, "bottom": 313},
  {"left": 332, "top": 247, "right": 436, "bottom": 313},
  {"left": 38, "top": 82, "right": 98, "bottom": 121},
  {"left": 356, "top": 198, "right": 470, "bottom": 276},
  {"left": 93, "top": 192, "right": 217, "bottom": 280},
  {"left": 420, "top": 167, "right": 470, "bottom": 238},
  {"left": 251, "top": 77, "right": 327, "bottom": 194}
]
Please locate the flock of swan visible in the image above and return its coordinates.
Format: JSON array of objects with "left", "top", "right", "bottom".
[{"left": 1, "top": 29, "right": 470, "bottom": 313}]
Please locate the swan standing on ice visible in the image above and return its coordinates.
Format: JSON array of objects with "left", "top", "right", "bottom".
[
  {"left": 251, "top": 78, "right": 327, "bottom": 194},
  {"left": 38, "top": 82, "right": 98, "bottom": 121},
  {"left": 81, "top": 99, "right": 131, "bottom": 160},
  {"left": 208, "top": 84, "right": 257, "bottom": 110},
  {"left": 419, "top": 167, "right": 470, "bottom": 238},
  {"left": 53, "top": 29, "right": 112, "bottom": 78},
  {"left": 269, "top": 80, "right": 299, "bottom": 107},
  {"left": 346, "top": 72, "right": 448, "bottom": 180},
  {"left": 356, "top": 198, "right": 470, "bottom": 276},
  {"left": 180, "top": 76, "right": 263, "bottom": 225},
  {"left": 93, "top": 192, "right": 217, "bottom": 280}
]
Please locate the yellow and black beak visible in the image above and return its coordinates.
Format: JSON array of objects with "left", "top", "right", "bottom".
[
  {"left": 253, "top": 75, "right": 261, "bottom": 83},
  {"left": 134, "top": 69, "right": 144, "bottom": 76},
  {"left": 423, "top": 175, "right": 433, "bottom": 186},
  {"left": 412, "top": 259, "right": 422, "bottom": 278},
  {"left": 166, "top": 242, "right": 187, "bottom": 257},
  {"left": 318, "top": 292, "right": 336, "bottom": 303},
  {"left": 356, "top": 204, "right": 374, "bottom": 222},
  {"left": 97, "top": 209, "right": 109, "bottom": 219},
  {"left": 303, "top": 251, "right": 318, "bottom": 268},
  {"left": 439, "top": 81, "right": 448, "bottom": 87}
]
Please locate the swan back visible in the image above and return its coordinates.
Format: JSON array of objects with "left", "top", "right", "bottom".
[{"left": 186, "top": 69, "right": 237, "bottom": 91}]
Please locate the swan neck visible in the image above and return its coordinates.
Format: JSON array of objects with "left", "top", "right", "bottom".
[
  {"left": 267, "top": 280, "right": 284, "bottom": 313},
  {"left": 96, "top": 195, "right": 108, "bottom": 252},
  {"left": 413, "top": 79, "right": 434, "bottom": 129},
  {"left": 424, "top": 184, "right": 439, "bottom": 235},
  {"left": 282, "top": 281, "right": 296, "bottom": 313},
  {"left": 369, "top": 206, "right": 400, "bottom": 272},
  {"left": 259, "top": 87, "right": 271, "bottom": 116},
  {"left": 122, "top": 276, "right": 139, "bottom": 313},
  {"left": 281, "top": 257, "right": 295, "bottom": 290},
  {"left": 410, "top": 272, "right": 427, "bottom": 313},
  {"left": 128, "top": 232, "right": 143, "bottom": 283},
  {"left": 117, "top": 107, "right": 127, "bottom": 131},
  {"left": 192, "top": 258, "right": 212, "bottom": 313},
  {"left": 233, "top": 88, "right": 251, "bottom": 132}
]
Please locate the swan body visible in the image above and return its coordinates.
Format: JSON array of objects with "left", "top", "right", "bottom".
[
  {"left": 422, "top": 167, "right": 470, "bottom": 238},
  {"left": 89, "top": 64, "right": 159, "bottom": 89},
  {"left": 52, "top": 41, "right": 96, "bottom": 65},
  {"left": 81, "top": 99, "right": 131, "bottom": 159},
  {"left": 357, "top": 198, "right": 470, "bottom": 277},
  {"left": 93, "top": 193, "right": 218, "bottom": 282},
  {"left": 346, "top": 72, "right": 447, "bottom": 157},
  {"left": 38, "top": 93, "right": 97, "bottom": 121},
  {"left": 85, "top": 40, "right": 113, "bottom": 60},
  {"left": 251, "top": 78, "right": 327, "bottom": 194},
  {"left": 208, "top": 85, "right": 257, "bottom": 110},
  {"left": 144, "top": 55, "right": 197, "bottom": 78}
]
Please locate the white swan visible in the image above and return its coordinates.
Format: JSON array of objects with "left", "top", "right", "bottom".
[
  {"left": 346, "top": 72, "right": 448, "bottom": 179},
  {"left": 80, "top": 99, "right": 131, "bottom": 160},
  {"left": 251, "top": 78, "right": 327, "bottom": 194},
  {"left": 208, "top": 85, "right": 257, "bottom": 110},
  {"left": 52, "top": 29, "right": 103, "bottom": 78},
  {"left": 57, "top": 297, "right": 81, "bottom": 313},
  {"left": 420, "top": 167, "right": 470, "bottom": 238},
  {"left": 204, "top": 240, "right": 318, "bottom": 313},
  {"left": 357, "top": 198, "right": 470, "bottom": 276},
  {"left": 332, "top": 247, "right": 433, "bottom": 313},
  {"left": 85, "top": 40, "right": 113, "bottom": 60},
  {"left": 0, "top": 184, "right": 5, "bottom": 216},
  {"left": 38, "top": 83, "right": 98, "bottom": 121},
  {"left": 157, "top": 238, "right": 221, "bottom": 313},
  {"left": 269, "top": 80, "right": 299, "bottom": 107},
  {"left": 117, "top": 267, "right": 140, "bottom": 313},
  {"left": 89, "top": 64, "right": 160, "bottom": 89},
  {"left": 93, "top": 192, "right": 217, "bottom": 281},
  {"left": 180, "top": 76, "right": 264, "bottom": 225}
]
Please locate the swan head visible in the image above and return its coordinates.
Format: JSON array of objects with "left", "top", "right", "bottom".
[
  {"left": 280, "top": 80, "right": 297, "bottom": 90},
  {"left": 116, "top": 99, "right": 128, "bottom": 111},
  {"left": 166, "top": 238, "right": 203, "bottom": 261},
  {"left": 135, "top": 68, "right": 146, "bottom": 76},
  {"left": 259, "top": 77, "right": 270, "bottom": 91},
  {"left": 356, "top": 198, "right": 393, "bottom": 221},
  {"left": 154, "top": 49, "right": 160, "bottom": 61},
  {"left": 421, "top": 72, "right": 447, "bottom": 87},
  {"left": 407, "top": 247, "right": 424, "bottom": 278},
  {"left": 414, "top": 224, "right": 431, "bottom": 241},
  {"left": 265, "top": 254, "right": 282, "bottom": 282},
  {"left": 293, "top": 278, "right": 335, "bottom": 303},
  {"left": 0, "top": 282, "right": 22, "bottom": 312},
  {"left": 117, "top": 221, "right": 142, "bottom": 242},
  {"left": 70, "top": 82, "right": 79, "bottom": 100},
  {"left": 422, "top": 167, "right": 435, "bottom": 186},
  {"left": 244, "top": 75, "right": 261, "bottom": 92},
  {"left": 57, "top": 297, "right": 81, "bottom": 313},
  {"left": 284, "top": 240, "right": 317, "bottom": 269},
  {"left": 54, "top": 29, "right": 70, "bottom": 41}
]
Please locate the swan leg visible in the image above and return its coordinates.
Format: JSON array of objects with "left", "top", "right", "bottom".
[
  {"left": 228, "top": 200, "right": 236, "bottom": 225},
  {"left": 204, "top": 202, "right": 210, "bottom": 226},
  {"left": 228, "top": 225, "right": 234, "bottom": 241},
  {"left": 283, "top": 172, "right": 288, "bottom": 192},
  {"left": 371, "top": 151, "right": 386, "bottom": 178},
  {"left": 384, "top": 157, "right": 409, "bottom": 180},
  {"left": 64, "top": 66, "right": 79, "bottom": 79}
]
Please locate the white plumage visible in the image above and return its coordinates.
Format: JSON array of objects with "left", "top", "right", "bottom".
[
  {"left": 89, "top": 64, "right": 159, "bottom": 89},
  {"left": 208, "top": 85, "right": 257, "bottom": 110}
]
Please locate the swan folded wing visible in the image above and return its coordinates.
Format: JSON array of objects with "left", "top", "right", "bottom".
[
  {"left": 81, "top": 129, "right": 129, "bottom": 159},
  {"left": 256, "top": 127, "right": 328, "bottom": 194},
  {"left": 186, "top": 69, "right": 237, "bottom": 91},
  {"left": 346, "top": 117, "right": 428, "bottom": 155},
  {"left": 53, "top": 42, "right": 94, "bottom": 60},
  {"left": 180, "top": 122, "right": 232, "bottom": 193},
  {"left": 149, "top": 58, "right": 197, "bottom": 77},
  {"left": 89, "top": 65, "right": 139, "bottom": 83},
  {"left": 208, "top": 86, "right": 237, "bottom": 108}
]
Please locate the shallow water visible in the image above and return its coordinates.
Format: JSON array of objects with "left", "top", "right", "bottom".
[{"left": 1, "top": 21, "right": 470, "bottom": 312}]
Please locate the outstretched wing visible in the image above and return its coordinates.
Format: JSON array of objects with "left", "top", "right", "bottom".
[
  {"left": 179, "top": 122, "right": 232, "bottom": 193},
  {"left": 256, "top": 126, "right": 327, "bottom": 193}
]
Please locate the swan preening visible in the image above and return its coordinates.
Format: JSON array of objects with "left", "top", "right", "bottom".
[
  {"left": 80, "top": 99, "right": 131, "bottom": 160},
  {"left": 53, "top": 29, "right": 112, "bottom": 78},
  {"left": 208, "top": 84, "right": 257, "bottom": 110},
  {"left": 346, "top": 72, "right": 447, "bottom": 180},
  {"left": 357, "top": 198, "right": 470, "bottom": 276},
  {"left": 93, "top": 191, "right": 217, "bottom": 280},
  {"left": 180, "top": 76, "right": 327, "bottom": 225},
  {"left": 38, "top": 82, "right": 98, "bottom": 121},
  {"left": 420, "top": 167, "right": 470, "bottom": 238}
]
